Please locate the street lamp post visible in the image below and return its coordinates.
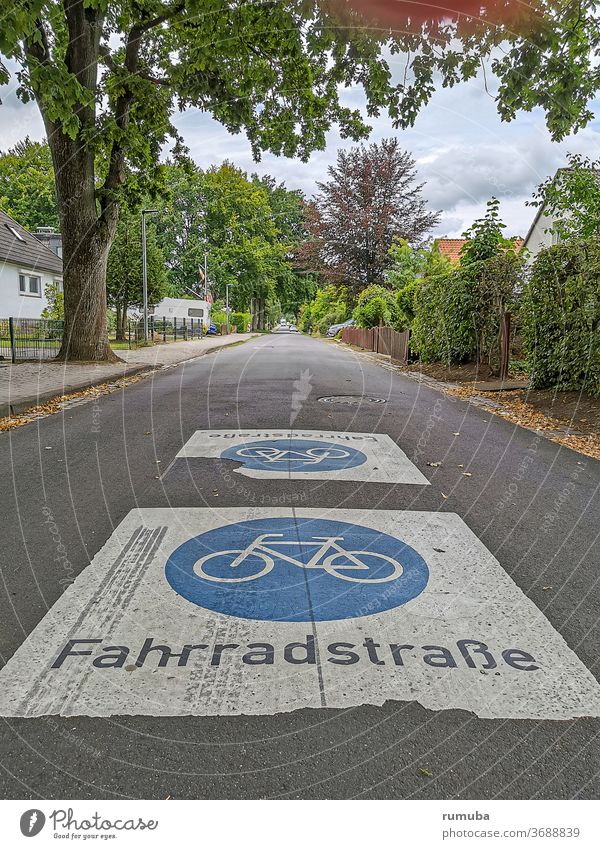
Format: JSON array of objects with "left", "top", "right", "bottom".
[
  {"left": 141, "top": 208, "right": 159, "bottom": 341},
  {"left": 225, "top": 282, "right": 235, "bottom": 335}
]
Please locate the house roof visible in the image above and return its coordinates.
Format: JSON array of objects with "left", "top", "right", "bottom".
[
  {"left": 435, "top": 238, "right": 467, "bottom": 263},
  {"left": 0, "top": 209, "right": 63, "bottom": 275},
  {"left": 434, "top": 236, "right": 523, "bottom": 263}
]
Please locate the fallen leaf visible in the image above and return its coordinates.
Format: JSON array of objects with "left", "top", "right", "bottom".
[
  {"left": 419, "top": 767, "right": 433, "bottom": 778},
  {"left": 433, "top": 548, "right": 446, "bottom": 553},
  {"left": 462, "top": 471, "right": 472, "bottom": 477}
]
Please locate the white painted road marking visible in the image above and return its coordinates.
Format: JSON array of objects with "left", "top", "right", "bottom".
[
  {"left": 175, "top": 430, "right": 430, "bottom": 484},
  {"left": 2, "top": 509, "right": 599, "bottom": 719}
]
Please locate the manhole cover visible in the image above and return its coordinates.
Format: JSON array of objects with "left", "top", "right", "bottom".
[{"left": 318, "top": 395, "right": 387, "bottom": 406}]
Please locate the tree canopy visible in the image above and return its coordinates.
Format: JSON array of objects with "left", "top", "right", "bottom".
[{"left": 1, "top": 0, "right": 598, "bottom": 359}]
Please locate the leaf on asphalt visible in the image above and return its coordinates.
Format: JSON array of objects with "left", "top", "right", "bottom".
[
  {"left": 462, "top": 471, "right": 472, "bottom": 477},
  {"left": 419, "top": 767, "right": 433, "bottom": 777},
  {"left": 433, "top": 548, "right": 446, "bottom": 553}
]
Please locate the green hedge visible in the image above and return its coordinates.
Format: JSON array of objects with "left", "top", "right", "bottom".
[
  {"left": 522, "top": 241, "right": 600, "bottom": 395},
  {"left": 411, "top": 266, "right": 477, "bottom": 364},
  {"left": 411, "top": 254, "right": 521, "bottom": 368},
  {"left": 231, "top": 311, "right": 251, "bottom": 332}
]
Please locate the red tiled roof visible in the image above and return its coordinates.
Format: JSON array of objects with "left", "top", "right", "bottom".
[
  {"left": 434, "top": 237, "right": 523, "bottom": 263},
  {"left": 435, "top": 238, "right": 466, "bottom": 263}
]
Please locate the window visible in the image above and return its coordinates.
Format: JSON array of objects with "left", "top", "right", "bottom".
[
  {"left": 5, "top": 223, "right": 25, "bottom": 242},
  {"left": 19, "top": 273, "right": 42, "bottom": 297},
  {"left": 187, "top": 308, "right": 204, "bottom": 318}
]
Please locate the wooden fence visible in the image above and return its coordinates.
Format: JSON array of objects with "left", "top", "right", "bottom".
[{"left": 341, "top": 325, "right": 410, "bottom": 365}]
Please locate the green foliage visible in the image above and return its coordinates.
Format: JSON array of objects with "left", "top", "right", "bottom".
[
  {"left": 386, "top": 238, "right": 429, "bottom": 289},
  {"left": 301, "top": 285, "right": 348, "bottom": 334},
  {"left": 460, "top": 198, "right": 516, "bottom": 264},
  {"left": 412, "top": 267, "right": 477, "bottom": 364},
  {"left": 412, "top": 254, "right": 522, "bottom": 368},
  {"left": 231, "top": 312, "right": 251, "bottom": 332},
  {"left": 352, "top": 284, "right": 400, "bottom": 329},
  {"left": 41, "top": 281, "right": 64, "bottom": 320},
  {"left": 106, "top": 209, "right": 167, "bottom": 337},
  {"left": 522, "top": 241, "right": 600, "bottom": 395},
  {"left": 211, "top": 310, "right": 227, "bottom": 327},
  {"left": 0, "top": 138, "right": 58, "bottom": 231},
  {"left": 528, "top": 152, "right": 600, "bottom": 241},
  {"left": 386, "top": 239, "right": 447, "bottom": 328},
  {"left": 395, "top": 278, "right": 420, "bottom": 328}
]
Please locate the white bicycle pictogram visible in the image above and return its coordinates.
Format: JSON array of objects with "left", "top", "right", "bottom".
[
  {"left": 194, "top": 533, "right": 404, "bottom": 584},
  {"left": 234, "top": 446, "right": 352, "bottom": 465}
]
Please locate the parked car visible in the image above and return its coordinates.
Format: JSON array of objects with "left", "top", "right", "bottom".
[
  {"left": 289, "top": 324, "right": 298, "bottom": 332},
  {"left": 327, "top": 318, "right": 355, "bottom": 338}
]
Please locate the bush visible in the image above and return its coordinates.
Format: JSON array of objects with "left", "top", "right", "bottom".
[
  {"left": 317, "top": 308, "right": 346, "bottom": 336},
  {"left": 306, "top": 285, "right": 347, "bottom": 334},
  {"left": 231, "top": 311, "right": 251, "bottom": 332},
  {"left": 412, "top": 254, "right": 521, "bottom": 367},
  {"left": 211, "top": 309, "right": 227, "bottom": 326},
  {"left": 522, "top": 241, "right": 600, "bottom": 395},
  {"left": 352, "top": 284, "right": 400, "bottom": 329}
]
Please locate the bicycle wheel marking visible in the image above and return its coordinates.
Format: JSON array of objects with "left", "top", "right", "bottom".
[
  {"left": 175, "top": 430, "right": 430, "bottom": 484},
  {"left": 165, "top": 517, "right": 429, "bottom": 622},
  {"left": 1, "top": 508, "right": 600, "bottom": 720}
]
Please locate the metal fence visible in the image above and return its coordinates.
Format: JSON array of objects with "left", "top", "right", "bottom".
[
  {"left": 341, "top": 325, "right": 411, "bottom": 365},
  {"left": 0, "top": 315, "right": 210, "bottom": 362},
  {"left": 0, "top": 317, "right": 64, "bottom": 362}
]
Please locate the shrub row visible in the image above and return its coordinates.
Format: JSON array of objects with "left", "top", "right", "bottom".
[{"left": 522, "top": 240, "right": 600, "bottom": 396}]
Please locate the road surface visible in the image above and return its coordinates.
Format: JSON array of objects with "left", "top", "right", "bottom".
[{"left": 1, "top": 331, "right": 599, "bottom": 799}]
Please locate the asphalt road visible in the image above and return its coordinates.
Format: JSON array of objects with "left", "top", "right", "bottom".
[{"left": 1, "top": 331, "right": 599, "bottom": 799}]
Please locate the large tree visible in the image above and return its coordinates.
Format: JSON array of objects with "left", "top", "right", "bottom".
[
  {"left": 1, "top": 1, "right": 596, "bottom": 359},
  {"left": 299, "top": 139, "right": 439, "bottom": 293}
]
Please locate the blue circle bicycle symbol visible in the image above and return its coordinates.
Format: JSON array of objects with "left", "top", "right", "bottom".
[
  {"left": 221, "top": 439, "right": 367, "bottom": 472},
  {"left": 165, "top": 517, "right": 429, "bottom": 622}
]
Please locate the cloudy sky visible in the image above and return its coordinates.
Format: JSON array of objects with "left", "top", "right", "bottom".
[{"left": 2, "top": 49, "right": 600, "bottom": 240}]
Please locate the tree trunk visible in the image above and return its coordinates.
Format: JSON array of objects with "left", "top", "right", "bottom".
[
  {"left": 52, "top": 152, "right": 119, "bottom": 362},
  {"left": 115, "top": 303, "right": 127, "bottom": 342}
]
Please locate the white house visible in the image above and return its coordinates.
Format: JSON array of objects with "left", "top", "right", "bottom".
[
  {"left": 148, "top": 296, "right": 211, "bottom": 322},
  {"left": 0, "top": 210, "right": 63, "bottom": 318},
  {"left": 521, "top": 202, "right": 559, "bottom": 262}
]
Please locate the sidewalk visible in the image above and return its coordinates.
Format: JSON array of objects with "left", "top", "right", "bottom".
[{"left": 0, "top": 333, "right": 258, "bottom": 416}]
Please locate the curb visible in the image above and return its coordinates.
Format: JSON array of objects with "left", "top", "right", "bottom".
[{"left": 0, "top": 335, "right": 259, "bottom": 418}]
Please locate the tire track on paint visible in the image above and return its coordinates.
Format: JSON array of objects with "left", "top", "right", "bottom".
[
  {"left": 19, "top": 527, "right": 166, "bottom": 716},
  {"left": 15, "top": 527, "right": 147, "bottom": 716},
  {"left": 58, "top": 526, "right": 167, "bottom": 715}
]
